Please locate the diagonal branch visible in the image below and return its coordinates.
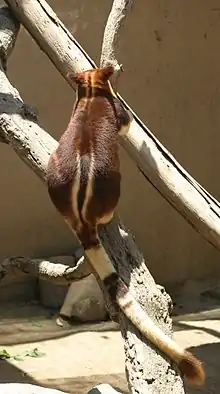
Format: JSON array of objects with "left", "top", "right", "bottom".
[{"left": 4, "top": 0, "right": 220, "bottom": 254}]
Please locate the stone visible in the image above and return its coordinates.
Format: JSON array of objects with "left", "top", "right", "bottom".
[{"left": 59, "top": 273, "right": 108, "bottom": 323}]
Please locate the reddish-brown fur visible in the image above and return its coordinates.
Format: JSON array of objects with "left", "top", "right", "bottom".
[
  {"left": 179, "top": 351, "right": 205, "bottom": 385},
  {"left": 46, "top": 66, "right": 130, "bottom": 248}
]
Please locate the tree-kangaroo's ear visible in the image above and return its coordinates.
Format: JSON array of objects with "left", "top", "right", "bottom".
[
  {"left": 67, "top": 71, "right": 83, "bottom": 86},
  {"left": 99, "top": 66, "right": 115, "bottom": 81}
]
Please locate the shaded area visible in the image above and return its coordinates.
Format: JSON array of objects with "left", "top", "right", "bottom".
[
  {"left": 0, "top": 303, "right": 126, "bottom": 393},
  {"left": 0, "top": 360, "right": 128, "bottom": 393},
  {"left": 0, "top": 303, "right": 119, "bottom": 346},
  {"left": 0, "top": 301, "right": 220, "bottom": 393},
  {"left": 186, "top": 342, "right": 220, "bottom": 394},
  {"left": 44, "top": 374, "right": 128, "bottom": 394},
  {"left": 174, "top": 320, "right": 220, "bottom": 341}
]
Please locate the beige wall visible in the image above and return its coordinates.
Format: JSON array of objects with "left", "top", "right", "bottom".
[{"left": 1, "top": 0, "right": 220, "bottom": 285}]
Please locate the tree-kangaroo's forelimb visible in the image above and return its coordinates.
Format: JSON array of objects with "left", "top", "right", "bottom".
[{"left": 46, "top": 66, "right": 205, "bottom": 387}]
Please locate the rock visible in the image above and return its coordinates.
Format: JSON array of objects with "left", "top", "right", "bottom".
[{"left": 59, "top": 274, "right": 108, "bottom": 323}]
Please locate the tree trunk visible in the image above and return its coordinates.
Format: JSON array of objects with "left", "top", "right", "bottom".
[{"left": 0, "top": 4, "right": 186, "bottom": 393}]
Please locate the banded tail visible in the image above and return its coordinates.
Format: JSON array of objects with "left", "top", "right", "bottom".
[{"left": 85, "top": 241, "right": 205, "bottom": 387}]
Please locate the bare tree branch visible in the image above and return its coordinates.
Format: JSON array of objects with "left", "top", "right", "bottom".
[
  {"left": 4, "top": 0, "right": 220, "bottom": 253},
  {"left": 0, "top": 6, "right": 19, "bottom": 71},
  {"left": 0, "top": 6, "right": 19, "bottom": 142},
  {"left": 100, "top": 0, "right": 134, "bottom": 86},
  {"left": 1, "top": 255, "right": 91, "bottom": 285}
]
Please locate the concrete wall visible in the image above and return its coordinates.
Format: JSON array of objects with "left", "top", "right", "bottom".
[{"left": 1, "top": 0, "right": 220, "bottom": 285}]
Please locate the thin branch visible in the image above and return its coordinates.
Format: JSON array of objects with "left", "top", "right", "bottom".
[
  {"left": 100, "top": 0, "right": 134, "bottom": 85},
  {"left": 4, "top": 0, "right": 220, "bottom": 254}
]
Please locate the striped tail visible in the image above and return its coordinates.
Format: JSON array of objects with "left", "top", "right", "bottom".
[{"left": 85, "top": 243, "right": 205, "bottom": 386}]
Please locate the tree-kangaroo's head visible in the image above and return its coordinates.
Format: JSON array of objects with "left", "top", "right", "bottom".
[{"left": 67, "top": 66, "right": 114, "bottom": 90}]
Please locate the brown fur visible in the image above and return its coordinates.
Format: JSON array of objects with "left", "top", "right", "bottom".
[{"left": 46, "top": 66, "right": 205, "bottom": 386}]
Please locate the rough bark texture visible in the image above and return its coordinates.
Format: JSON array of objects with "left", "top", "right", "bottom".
[
  {"left": 100, "top": 0, "right": 134, "bottom": 69},
  {"left": 100, "top": 0, "right": 134, "bottom": 87},
  {"left": 0, "top": 255, "right": 90, "bottom": 285},
  {"left": 0, "top": 3, "right": 187, "bottom": 393},
  {"left": 4, "top": 0, "right": 220, "bottom": 253},
  {"left": 0, "top": 6, "right": 19, "bottom": 72},
  {"left": 99, "top": 219, "right": 185, "bottom": 393}
]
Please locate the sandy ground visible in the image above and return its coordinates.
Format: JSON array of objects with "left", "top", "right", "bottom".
[{"left": 1, "top": 280, "right": 220, "bottom": 393}]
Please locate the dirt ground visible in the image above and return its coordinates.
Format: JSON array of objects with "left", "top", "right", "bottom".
[{"left": 1, "top": 278, "right": 220, "bottom": 393}]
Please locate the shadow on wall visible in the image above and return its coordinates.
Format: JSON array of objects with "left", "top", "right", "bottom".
[
  {"left": 174, "top": 320, "right": 220, "bottom": 341},
  {"left": 0, "top": 303, "right": 119, "bottom": 347}
]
